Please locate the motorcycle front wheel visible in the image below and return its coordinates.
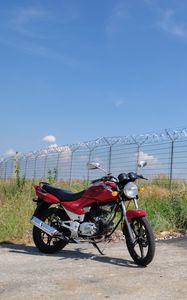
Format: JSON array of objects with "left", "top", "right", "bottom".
[
  {"left": 124, "top": 217, "right": 155, "bottom": 266},
  {"left": 33, "top": 207, "right": 70, "bottom": 254}
]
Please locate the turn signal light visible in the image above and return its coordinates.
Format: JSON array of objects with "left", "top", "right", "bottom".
[
  {"left": 112, "top": 191, "right": 119, "bottom": 197},
  {"left": 139, "top": 187, "right": 145, "bottom": 193}
]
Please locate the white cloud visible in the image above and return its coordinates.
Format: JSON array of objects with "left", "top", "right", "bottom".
[
  {"left": 158, "top": 9, "right": 187, "bottom": 38},
  {"left": 1, "top": 5, "right": 80, "bottom": 66},
  {"left": 4, "top": 149, "right": 17, "bottom": 157},
  {"left": 139, "top": 151, "right": 155, "bottom": 161},
  {"left": 106, "top": 1, "right": 129, "bottom": 34},
  {"left": 20, "top": 42, "right": 79, "bottom": 65},
  {"left": 48, "top": 143, "right": 58, "bottom": 149},
  {"left": 10, "top": 6, "right": 48, "bottom": 36},
  {"left": 0, "top": 38, "right": 79, "bottom": 65},
  {"left": 57, "top": 145, "right": 72, "bottom": 161},
  {"left": 42, "top": 135, "right": 56, "bottom": 143}
]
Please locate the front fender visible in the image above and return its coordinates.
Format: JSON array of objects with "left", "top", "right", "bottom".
[{"left": 126, "top": 209, "right": 147, "bottom": 222}]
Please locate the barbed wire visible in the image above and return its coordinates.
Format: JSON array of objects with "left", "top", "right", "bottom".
[
  {"left": 1, "top": 127, "right": 187, "bottom": 192},
  {"left": 1, "top": 127, "right": 187, "bottom": 162}
]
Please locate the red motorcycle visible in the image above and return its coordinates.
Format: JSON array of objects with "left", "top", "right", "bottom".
[{"left": 30, "top": 161, "right": 155, "bottom": 266}]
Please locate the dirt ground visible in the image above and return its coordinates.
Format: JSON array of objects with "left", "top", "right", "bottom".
[{"left": 0, "top": 237, "right": 187, "bottom": 300}]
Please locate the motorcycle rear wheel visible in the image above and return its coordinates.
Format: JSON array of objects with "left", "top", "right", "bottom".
[
  {"left": 124, "top": 217, "right": 155, "bottom": 266},
  {"left": 33, "top": 207, "right": 69, "bottom": 254}
]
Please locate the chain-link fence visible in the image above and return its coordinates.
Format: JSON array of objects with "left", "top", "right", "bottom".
[{"left": 1, "top": 127, "right": 187, "bottom": 191}]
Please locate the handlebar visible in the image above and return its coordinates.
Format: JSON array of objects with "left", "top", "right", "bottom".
[
  {"left": 91, "top": 175, "right": 118, "bottom": 184},
  {"left": 91, "top": 178, "right": 102, "bottom": 184},
  {"left": 91, "top": 173, "right": 147, "bottom": 184},
  {"left": 123, "top": 172, "right": 148, "bottom": 182},
  {"left": 137, "top": 174, "right": 148, "bottom": 180}
]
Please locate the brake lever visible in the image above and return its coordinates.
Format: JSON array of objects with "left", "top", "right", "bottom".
[{"left": 138, "top": 175, "right": 148, "bottom": 180}]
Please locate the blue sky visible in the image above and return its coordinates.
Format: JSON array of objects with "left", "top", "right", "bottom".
[{"left": 1, "top": 0, "right": 187, "bottom": 156}]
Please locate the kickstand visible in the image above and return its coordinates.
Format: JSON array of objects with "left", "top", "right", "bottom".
[
  {"left": 92, "top": 238, "right": 112, "bottom": 255},
  {"left": 92, "top": 243, "right": 104, "bottom": 255}
]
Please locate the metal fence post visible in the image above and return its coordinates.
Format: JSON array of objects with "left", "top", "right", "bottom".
[
  {"left": 165, "top": 130, "right": 178, "bottom": 192},
  {"left": 136, "top": 144, "right": 140, "bottom": 173},
  {"left": 87, "top": 148, "right": 92, "bottom": 185},
  {"left": 24, "top": 156, "right": 28, "bottom": 178},
  {"left": 33, "top": 154, "right": 38, "bottom": 179},
  {"left": 4, "top": 160, "right": 7, "bottom": 180},
  {"left": 11, "top": 158, "right": 14, "bottom": 179},
  {"left": 56, "top": 152, "right": 61, "bottom": 180},
  {"left": 43, "top": 154, "right": 48, "bottom": 179},
  {"left": 108, "top": 145, "right": 112, "bottom": 174},
  {"left": 86, "top": 145, "right": 98, "bottom": 186},
  {"left": 169, "top": 140, "right": 174, "bottom": 193},
  {"left": 1, "top": 128, "right": 187, "bottom": 185},
  {"left": 132, "top": 136, "right": 148, "bottom": 174},
  {"left": 104, "top": 139, "right": 112, "bottom": 174},
  {"left": 103, "top": 138, "right": 119, "bottom": 174},
  {"left": 69, "top": 147, "right": 79, "bottom": 188}
]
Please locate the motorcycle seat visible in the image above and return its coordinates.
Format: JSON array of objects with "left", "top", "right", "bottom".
[{"left": 42, "top": 184, "right": 86, "bottom": 201}]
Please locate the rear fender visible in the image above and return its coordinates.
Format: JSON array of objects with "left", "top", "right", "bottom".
[
  {"left": 33, "top": 199, "right": 51, "bottom": 217},
  {"left": 126, "top": 209, "right": 147, "bottom": 222}
]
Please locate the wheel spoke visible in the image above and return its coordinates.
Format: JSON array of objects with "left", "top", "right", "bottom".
[
  {"left": 39, "top": 214, "right": 63, "bottom": 247},
  {"left": 47, "top": 236, "right": 52, "bottom": 245},
  {"left": 130, "top": 219, "right": 149, "bottom": 259},
  {"left": 139, "top": 243, "right": 145, "bottom": 258}
]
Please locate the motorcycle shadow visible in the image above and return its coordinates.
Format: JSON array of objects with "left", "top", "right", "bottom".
[
  {"left": 0, "top": 242, "right": 141, "bottom": 268},
  {"left": 61, "top": 247, "right": 140, "bottom": 268}
]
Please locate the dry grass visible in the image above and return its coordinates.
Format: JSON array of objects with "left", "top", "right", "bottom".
[{"left": 0, "top": 178, "right": 187, "bottom": 243}]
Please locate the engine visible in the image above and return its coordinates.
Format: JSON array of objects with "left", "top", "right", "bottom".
[
  {"left": 79, "top": 202, "right": 116, "bottom": 237},
  {"left": 79, "top": 222, "right": 98, "bottom": 236}
]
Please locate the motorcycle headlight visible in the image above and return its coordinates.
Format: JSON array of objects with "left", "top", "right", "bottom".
[{"left": 124, "top": 182, "right": 138, "bottom": 199}]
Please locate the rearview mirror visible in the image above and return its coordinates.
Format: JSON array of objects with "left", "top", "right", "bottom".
[
  {"left": 87, "top": 162, "right": 101, "bottom": 170},
  {"left": 138, "top": 160, "right": 147, "bottom": 168}
]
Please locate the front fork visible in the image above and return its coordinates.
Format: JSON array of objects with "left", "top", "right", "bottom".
[
  {"left": 121, "top": 201, "right": 136, "bottom": 244},
  {"left": 121, "top": 199, "right": 147, "bottom": 244}
]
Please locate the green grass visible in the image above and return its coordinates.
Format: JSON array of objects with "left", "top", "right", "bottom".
[
  {"left": 0, "top": 178, "right": 187, "bottom": 243},
  {"left": 140, "top": 190, "right": 187, "bottom": 232},
  {"left": 0, "top": 180, "right": 35, "bottom": 243}
]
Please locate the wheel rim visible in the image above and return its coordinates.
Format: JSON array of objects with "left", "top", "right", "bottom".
[
  {"left": 131, "top": 219, "right": 149, "bottom": 259},
  {"left": 40, "top": 214, "right": 62, "bottom": 247}
]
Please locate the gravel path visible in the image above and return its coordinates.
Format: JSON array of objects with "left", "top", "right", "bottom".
[{"left": 0, "top": 237, "right": 187, "bottom": 300}]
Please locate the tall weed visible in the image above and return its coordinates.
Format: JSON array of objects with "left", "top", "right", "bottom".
[
  {"left": 0, "top": 181, "right": 35, "bottom": 242},
  {"left": 0, "top": 179, "right": 187, "bottom": 243},
  {"left": 140, "top": 188, "right": 187, "bottom": 232}
]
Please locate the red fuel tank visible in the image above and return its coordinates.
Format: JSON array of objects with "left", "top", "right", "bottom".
[
  {"left": 62, "top": 181, "right": 119, "bottom": 215},
  {"left": 82, "top": 181, "right": 118, "bottom": 203}
]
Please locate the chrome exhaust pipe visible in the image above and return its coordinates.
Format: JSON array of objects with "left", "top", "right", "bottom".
[{"left": 31, "top": 216, "right": 60, "bottom": 237}]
